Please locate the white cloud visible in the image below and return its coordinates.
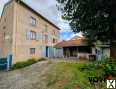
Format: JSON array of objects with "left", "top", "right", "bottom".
[
  {"left": 0, "top": 0, "right": 9, "bottom": 17},
  {"left": 66, "top": 32, "right": 83, "bottom": 40}
]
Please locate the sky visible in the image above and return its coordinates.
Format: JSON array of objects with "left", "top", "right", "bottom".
[{"left": 0, "top": 0, "right": 82, "bottom": 41}]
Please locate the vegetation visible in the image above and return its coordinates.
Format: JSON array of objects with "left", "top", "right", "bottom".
[
  {"left": 38, "top": 57, "right": 47, "bottom": 61},
  {"left": 57, "top": 0, "right": 116, "bottom": 58},
  {"left": 11, "top": 57, "right": 48, "bottom": 70},
  {"left": 46, "top": 58, "right": 116, "bottom": 89},
  {"left": 47, "top": 61, "right": 90, "bottom": 89},
  {"left": 11, "top": 58, "right": 37, "bottom": 70},
  {"left": 81, "top": 58, "right": 116, "bottom": 77}
]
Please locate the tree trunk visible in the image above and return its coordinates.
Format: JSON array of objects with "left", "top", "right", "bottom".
[
  {"left": 111, "top": 0, "right": 116, "bottom": 59},
  {"left": 110, "top": 24, "right": 116, "bottom": 59},
  {"left": 111, "top": 43, "right": 116, "bottom": 59}
]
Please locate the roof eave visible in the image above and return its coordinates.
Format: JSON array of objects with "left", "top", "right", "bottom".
[{"left": 17, "top": 0, "right": 61, "bottom": 30}]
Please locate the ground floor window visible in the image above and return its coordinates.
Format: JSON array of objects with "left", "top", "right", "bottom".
[{"left": 30, "top": 48, "right": 36, "bottom": 55}]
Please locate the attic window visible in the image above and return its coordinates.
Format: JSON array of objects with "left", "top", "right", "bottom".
[{"left": 30, "top": 17, "right": 37, "bottom": 26}]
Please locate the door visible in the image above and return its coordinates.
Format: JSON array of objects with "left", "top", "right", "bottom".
[
  {"left": 46, "top": 46, "right": 48, "bottom": 57},
  {"left": 41, "top": 47, "right": 46, "bottom": 57}
]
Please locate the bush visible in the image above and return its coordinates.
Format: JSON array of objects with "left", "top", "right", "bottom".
[
  {"left": 38, "top": 58, "right": 47, "bottom": 61},
  {"left": 80, "top": 58, "right": 116, "bottom": 78},
  {"left": 11, "top": 59, "right": 37, "bottom": 70}
]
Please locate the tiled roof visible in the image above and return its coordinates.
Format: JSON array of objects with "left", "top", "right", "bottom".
[{"left": 54, "top": 38, "right": 87, "bottom": 48}]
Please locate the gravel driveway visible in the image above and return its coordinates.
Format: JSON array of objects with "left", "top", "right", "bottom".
[{"left": 0, "top": 61, "right": 53, "bottom": 89}]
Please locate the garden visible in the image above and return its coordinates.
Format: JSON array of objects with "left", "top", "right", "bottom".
[{"left": 1, "top": 57, "right": 115, "bottom": 89}]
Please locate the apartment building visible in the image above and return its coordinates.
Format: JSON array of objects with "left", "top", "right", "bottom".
[{"left": 0, "top": 0, "right": 60, "bottom": 63}]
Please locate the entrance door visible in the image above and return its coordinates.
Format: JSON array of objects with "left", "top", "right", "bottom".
[{"left": 46, "top": 46, "right": 48, "bottom": 57}]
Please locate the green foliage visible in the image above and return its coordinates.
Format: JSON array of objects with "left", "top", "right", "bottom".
[
  {"left": 57, "top": 0, "right": 113, "bottom": 43},
  {"left": 11, "top": 59, "right": 37, "bottom": 70},
  {"left": 47, "top": 62, "right": 90, "bottom": 89},
  {"left": 38, "top": 58, "right": 47, "bottom": 61},
  {"left": 80, "top": 58, "right": 116, "bottom": 78}
]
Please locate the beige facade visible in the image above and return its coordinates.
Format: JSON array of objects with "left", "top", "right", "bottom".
[{"left": 0, "top": 0, "right": 60, "bottom": 63}]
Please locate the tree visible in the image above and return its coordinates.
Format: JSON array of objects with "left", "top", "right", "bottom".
[{"left": 57, "top": 0, "right": 116, "bottom": 59}]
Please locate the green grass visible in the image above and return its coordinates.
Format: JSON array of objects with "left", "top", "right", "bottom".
[
  {"left": 46, "top": 59, "right": 116, "bottom": 89},
  {"left": 47, "top": 62, "right": 90, "bottom": 89}
]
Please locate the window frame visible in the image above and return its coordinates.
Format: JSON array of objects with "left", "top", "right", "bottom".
[
  {"left": 30, "top": 16, "right": 37, "bottom": 26},
  {"left": 26, "top": 31, "right": 36, "bottom": 40},
  {"left": 30, "top": 48, "right": 36, "bottom": 55}
]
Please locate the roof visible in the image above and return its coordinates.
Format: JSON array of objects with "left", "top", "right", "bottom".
[
  {"left": 54, "top": 38, "right": 87, "bottom": 48},
  {"left": 1, "top": 0, "right": 61, "bottom": 30}
]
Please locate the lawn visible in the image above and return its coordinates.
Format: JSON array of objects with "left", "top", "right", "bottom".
[
  {"left": 46, "top": 61, "right": 93, "bottom": 89},
  {"left": 46, "top": 59, "right": 116, "bottom": 89}
]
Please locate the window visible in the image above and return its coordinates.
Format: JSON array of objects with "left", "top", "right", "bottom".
[
  {"left": 30, "top": 17, "right": 36, "bottom": 26},
  {"left": 53, "top": 38, "right": 56, "bottom": 43},
  {"left": 26, "top": 31, "right": 36, "bottom": 40},
  {"left": 30, "top": 48, "right": 35, "bottom": 55},
  {"left": 3, "top": 26, "right": 6, "bottom": 29},
  {"left": 30, "top": 31, "right": 36, "bottom": 40},
  {"left": 3, "top": 32, "right": 10, "bottom": 40}
]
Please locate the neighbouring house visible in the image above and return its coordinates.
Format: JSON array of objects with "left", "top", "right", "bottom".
[
  {"left": 0, "top": 0, "right": 60, "bottom": 64},
  {"left": 54, "top": 36, "right": 110, "bottom": 60},
  {"left": 92, "top": 43, "right": 110, "bottom": 60},
  {"left": 55, "top": 36, "right": 91, "bottom": 59}
]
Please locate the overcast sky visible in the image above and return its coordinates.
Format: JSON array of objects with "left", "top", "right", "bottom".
[{"left": 0, "top": 0, "right": 82, "bottom": 41}]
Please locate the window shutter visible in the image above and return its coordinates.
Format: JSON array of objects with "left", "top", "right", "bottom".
[
  {"left": 36, "top": 33, "right": 42, "bottom": 40},
  {"left": 36, "top": 33, "right": 40, "bottom": 40},
  {"left": 40, "top": 33, "right": 42, "bottom": 40},
  {"left": 26, "top": 32, "right": 30, "bottom": 40}
]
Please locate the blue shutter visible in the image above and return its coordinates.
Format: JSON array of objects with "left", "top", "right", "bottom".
[
  {"left": 41, "top": 47, "right": 46, "bottom": 57},
  {"left": 26, "top": 32, "right": 30, "bottom": 40},
  {"left": 36, "top": 33, "right": 42, "bottom": 40},
  {"left": 36, "top": 33, "right": 40, "bottom": 40},
  {"left": 40, "top": 33, "right": 42, "bottom": 40}
]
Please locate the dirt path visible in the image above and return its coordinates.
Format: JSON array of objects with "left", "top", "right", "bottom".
[{"left": 0, "top": 61, "right": 54, "bottom": 89}]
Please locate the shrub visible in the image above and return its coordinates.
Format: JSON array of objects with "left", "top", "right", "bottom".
[
  {"left": 38, "top": 58, "right": 47, "bottom": 61},
  {"left": 11, "top": 58, "right": 37, "bottom": 70},
  {"left": 80, "top": 58, "right": 116, "bottom": 78}
]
